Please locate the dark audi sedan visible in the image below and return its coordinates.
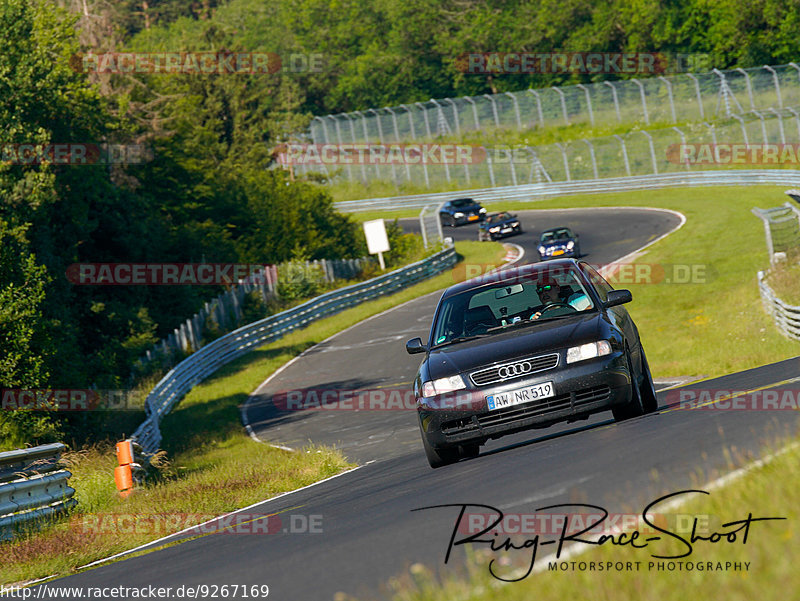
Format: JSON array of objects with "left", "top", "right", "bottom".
[
  {"left": 406, "top": 259, "right": 657, "bottom": 468},
  {"left": 439, "top": 198, "right": 486, "bottom": 226}
]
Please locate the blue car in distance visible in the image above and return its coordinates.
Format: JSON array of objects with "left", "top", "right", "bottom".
[
  {"left": 439, "top": 198, "right": 487, "bottom": 226},
  {"left": 538, "top": 227, "right": 580, "bottom": 261}
]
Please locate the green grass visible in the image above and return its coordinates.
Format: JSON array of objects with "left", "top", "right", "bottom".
[
  {"left": 763, "top": 257, "right": 800, "bottom": 306},
  {"left": 0, "top": 241, "right": 507, "bottom": 586},
  {"left": 370, "top": 438, "right": 799, "bottom": 601}
]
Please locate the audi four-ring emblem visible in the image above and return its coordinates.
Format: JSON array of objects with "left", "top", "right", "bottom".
[{"left": 497, "top": 361, "right": 532, "bottom": 379}]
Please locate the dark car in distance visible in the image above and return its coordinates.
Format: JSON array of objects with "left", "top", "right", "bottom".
[
  {"left": 405, "top": 259, "right": 657, "bottom": 468},
  {"left": 439, "top": 198, "right": 486, "bottom": 226},
  {"left": 478, "top": 212, "right": 523, "bottom": 241},
  {"left": 538, "top": 227, "right": 580, "bottom": 260}
]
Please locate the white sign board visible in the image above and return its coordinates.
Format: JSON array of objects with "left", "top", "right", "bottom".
[{"left": 362, "top": 219, "right": 390, "bottom": 254}]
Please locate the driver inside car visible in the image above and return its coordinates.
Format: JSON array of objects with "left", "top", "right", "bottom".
[{"left": 530, "top": 279, "right": 591, "bottom": 320}]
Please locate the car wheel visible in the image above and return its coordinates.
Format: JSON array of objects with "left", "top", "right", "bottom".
[
  {"left": 639, "top": 349, "right": 658, "bottom": 413},
  {"left": 612, "top": 349, "right": 645, "bottom": 422},
  {"left": 478, "top": 230, "right": 485, "bottom": 241},
  {"left": 459, "top": 443, "right": 480, "bottom": 459},
  {"left": 575, "top": 243, "right": 581, "bottom": 257},
  {"left": 450, "top": 216, "right": 457, "bottom": 227},
  {"left": 421, "top": 427, "right": 460, "bottom": 468}
]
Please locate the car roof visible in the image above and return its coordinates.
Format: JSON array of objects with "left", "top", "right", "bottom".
[{"left": 441, "top": 258, "right": 583, "bottom": 300}]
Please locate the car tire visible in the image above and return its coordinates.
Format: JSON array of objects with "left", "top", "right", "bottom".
[
  {"left": 478, "top": 230, "right": 485, "bottom": 241},
  {"left": 421, "top": 427, "right": 460, "bottom": 468},
  {"left": 459, "top": 443, "right": 480, "bottom": 459},
  {"left": 639, "top": 349, "right": 658, "bottom": 413},
  {"left": 612, "top": 350, "right": 645, "bottom": 422}
]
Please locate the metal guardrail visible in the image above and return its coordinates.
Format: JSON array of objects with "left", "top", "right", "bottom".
[
  {"left": 132, "top": 244, "right": 458, "bottom": 454},
  {"left": 334, "top": 169, "right": 800, "bottom": 212},
  {"left": 758, "top": 270, "right": 800, "bottom": 340},
  {"left": 0, "top": 443, "right": 77, "bottom": 541}
]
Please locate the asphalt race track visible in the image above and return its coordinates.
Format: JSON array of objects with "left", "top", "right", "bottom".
[{"left": 39, "top": 208, "right": 800, "bottom": 601}]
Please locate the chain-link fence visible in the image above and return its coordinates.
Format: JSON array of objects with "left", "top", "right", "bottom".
[
  {"left": 752, "top": 195, "right": 800, "bottom": 264},
  {"left": 296, "top": 109, "right": 800, "bottom": 189},
  {"left": 310, "top": 64, "right": 800, "bottom": 146}
]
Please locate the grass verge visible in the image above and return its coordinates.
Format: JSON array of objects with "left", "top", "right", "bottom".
[
  {"left": 369, "top": 437, "right": 799, "bottom": 601},
  {"left": 0, "top": 241, "right": 507, "bottom": 585}
]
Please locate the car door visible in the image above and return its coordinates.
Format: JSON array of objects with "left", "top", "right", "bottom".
[{"left": 579, "top": 262, "right": 642, "bottom": 361}]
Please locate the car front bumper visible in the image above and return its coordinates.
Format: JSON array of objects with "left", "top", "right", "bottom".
[{"left": 418, "top": 351, "right": 631, "bottom": 447}]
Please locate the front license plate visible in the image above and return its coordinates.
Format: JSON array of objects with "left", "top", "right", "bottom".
[
  {"left": 486, "top": 381, "right": 554, "bottom": 411},
  {"left": 553, "top": 249, "right": 564, "bottom": 255},
  {"left": 501, "top": 228, "right": 512, "bottom": 233},
  {"left": 468, "top": 215, "right": 479, "bottom": 221}
]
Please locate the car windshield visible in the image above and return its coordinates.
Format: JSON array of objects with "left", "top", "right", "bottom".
[
  {"left": 487, "top": 212, "right": 511, "bottom": 224},
  {"left": 450, "top": 199, "right": 474, "bottom": 208},
  {"left": 431, "top": 266, "right": 596, "bottom": 346},
  {"left": 540, "top": 229, "right": 571, "bottom": 243}
]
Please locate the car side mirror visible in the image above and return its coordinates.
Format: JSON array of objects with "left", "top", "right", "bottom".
[
  {"left": 406, "top": 337, "right": 428, "bottom": 354},
  {"left": 604, "top": 289, "right": 632, "bottom": 307}
]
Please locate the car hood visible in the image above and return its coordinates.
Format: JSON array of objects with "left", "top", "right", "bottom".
[
  {"left": 426, "top": 312, "right": 603, "bottom": 380},
  {"left": 540, "top": 239, "right": 574, "bottom": 247}
]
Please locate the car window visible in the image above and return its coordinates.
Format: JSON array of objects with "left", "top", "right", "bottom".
[
  {"left": 581, "top": 263, "right": 614, "bottom": 302},
  {"left": 451, "top": 199, "right": 472, "bottom": 208},
  {"left": 431, "top": 266, "right": 596, "bottom": 346}
]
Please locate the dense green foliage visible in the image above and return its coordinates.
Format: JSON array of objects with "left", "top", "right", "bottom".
[{"left": 4, "top": 0, "right": 800, "bottom": 447}]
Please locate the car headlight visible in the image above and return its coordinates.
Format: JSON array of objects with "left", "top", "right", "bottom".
[
  {"left": 479, "top": 207, "right": 487, "bottom": 213},
  {"left": 489, "top": 226, "right": 500, "bottom": 232},
  {"left": 511, "top": 221, "right": 520, "bottom": 227},
  {"left": 538, "top": 246, "right": 546, "bottom": 254},
  {"left": 453, "top": 212, "right": 464, "bottom": 218},
  {"left": 567, "top": 241, "right": 575, "bottom": 249},
  {"left": 422, "top": 375, "right": 466, "bottom": 397},
  {"left": 566, "top": 340, "right": 612, "bottom": 364}
]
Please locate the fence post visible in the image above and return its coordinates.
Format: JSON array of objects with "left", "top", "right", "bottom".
[
  {"left": 555, "top": 142, "right": 570, "bottom": 181},
  {"left": 763, "top": 65, "right": 783, "bottom": 109},
  {"left": 768, "top": 108, "right": 786, "bottom": 144},
  {"left": 787, "top": 108, "right": 800, "bottom": 140},
  {"left": 400, "top": 104, "right": 416, "bottom": 140},
  {"left": 731, "top": 114, "right": 749, "bottom": 145},
  {"left": 658, "top": 76, "right": 676, "bottom": 122},
  {"left": 464, "top": 96, "right": 480, "bottom": 130},
  {"left": 416, "top": 102, "right": 432, "bottom": 137},
  {"left": 527, "top": 89, "right": 544, "bottom": 127},
  {"left": 641, "top": 131, "right": 657, "bottom": 174},
  {"left": 504, "top": 92, "right": 522, "bottom": 129},
  {"left": 751, "top": 110, "right": 769, "bottom": 144},
  {"left": 672, "top": 126, "right": 689, "bottom": 170},
  {"left": 576, "top": 84, "right": 594, "bottom": 126},
  {"left": 603, "top": 81, "right": 621, "bottom": 122},
  {"left": 583, "top": 139, "right": 598, "bottom": 179},
  {"left": 631, "top": 78, "right": 649, "bottom": 124},
  {"left": 551, "top": 86, "right": 569, "bottom": 124},
  {"left": 614, "top": 134, "right": 631, "bottom": 176},
  {"left": 444, "top": 98, "right": 461, "bottom": 135},
  {"left": 484, "top": 94, "right": 500, "bottom": 127},
  {"left": 685, "top": 73, "right": 705, "bottom": 119},
  {"left": 346, "top": 113, "right": 367, "bottom": 181},
  {"left": 735, "top": 68, "right": 756, "bottom": 110}
]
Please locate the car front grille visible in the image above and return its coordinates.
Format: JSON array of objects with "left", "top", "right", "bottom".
[
  {"left": 441, "top": 385, "right": 611, "bottom": 436},
  {"left": 470, "top": 353, "right": 559, "bottom": 387}
]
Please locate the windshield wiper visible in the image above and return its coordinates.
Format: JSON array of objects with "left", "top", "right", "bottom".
[{"left": 433, "top": 333, "right": 493, "bottom": 348}]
